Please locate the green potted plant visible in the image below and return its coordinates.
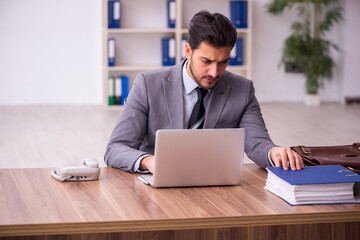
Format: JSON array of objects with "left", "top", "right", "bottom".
[{"left": 265, "top": 0, "right": 342, "bottom": 106}]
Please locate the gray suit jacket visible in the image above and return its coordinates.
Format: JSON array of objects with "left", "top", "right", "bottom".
[{"left": 105, "top": 60, "right": 275, "bottom": 172}]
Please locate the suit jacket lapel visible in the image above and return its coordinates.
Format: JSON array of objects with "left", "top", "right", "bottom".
[
  {"left": 204, "top": 76, "right": 231, "bottom": 128},
  {"left": 162, "top": 62, "right": 185, "bottom": 129}
]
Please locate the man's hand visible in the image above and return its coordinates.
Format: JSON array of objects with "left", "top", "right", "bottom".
[
  {"left": 270, "top": 147, "right": 304, "bottom": 170},
  {"left": 140, "top": 155, "right": 155, "bottom": 173}
]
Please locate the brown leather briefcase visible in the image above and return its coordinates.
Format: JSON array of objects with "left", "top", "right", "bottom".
[{"left": 291, "top": 143, "right": 360, "bottom": 173}]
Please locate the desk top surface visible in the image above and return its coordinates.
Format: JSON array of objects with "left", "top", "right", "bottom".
[{"left": 1, "top": 164, "right": 360, "bottom": 236}]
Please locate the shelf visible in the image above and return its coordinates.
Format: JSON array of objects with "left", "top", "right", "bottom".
[
  {"left": 105, "top": 105, "right": 123, "bottom": 110},
  {"left": 108, "top": 28, "right": 177, "bottom": 34},
  {"left": 227, "top": 65, "right": 248, "bottom": 71},
  {"left": 107, "top": 65, "right": 248, "bottom": 72},
  {"left": 107, "top": 65, "right": 164, "bottom": 72},
  {"left": 179, "top": 28, "right": 249, "bottom": 35},
  {"left": 236, "top": 28, "right": 250, "bottom": 34},
  {"left": 107, "top": 28, "right": 250, "bottom": 36}
]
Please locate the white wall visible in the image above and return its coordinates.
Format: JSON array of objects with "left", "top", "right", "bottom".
[
  {"left": 252, "top": 1, "right": 305, "bottom": 102},
  {"left": 342, "top": 0, "right": 360, "bottom": 100},
  {"left": 251, "top": 0, "right": 358, "bottom": 102},
  {"left": 0, "top": 0, "right": 358, "bottom": 105},
  {"left": 0, "top": 0, "right": 102, "bottom": 105}
]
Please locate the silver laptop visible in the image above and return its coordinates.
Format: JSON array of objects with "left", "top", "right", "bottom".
[{"left": 138, "top": 128, "right": 245, "bottom": 188}]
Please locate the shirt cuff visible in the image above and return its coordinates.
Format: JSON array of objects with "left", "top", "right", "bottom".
[
  {"left": 268, "top": 150, "right": 275, "bottom": 167},
  {"left": 133, "top": 154, "right": 151, "bottom": 173}
]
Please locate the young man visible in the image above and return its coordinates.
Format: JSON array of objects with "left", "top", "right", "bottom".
[{"left": 105, "top": 10, "right": 304, "bottom": 173}]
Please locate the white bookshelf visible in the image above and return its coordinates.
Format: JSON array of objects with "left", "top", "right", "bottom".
[{"left": 102, "top": 0, "right": 252, "bottom": 106}]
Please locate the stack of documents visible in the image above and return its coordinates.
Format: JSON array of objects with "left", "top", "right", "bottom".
[{"left": 264, "top": 165, "right": 360, "bottom": 205}]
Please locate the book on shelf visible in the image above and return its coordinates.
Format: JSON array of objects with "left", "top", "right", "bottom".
[
  {"left": 264, "top": 165, "right": 360, "bottom": 206},
  {"left": 121, "top": 75, "right": 129, "bottom": 105},
  {"left": 108, "top": 76, "right": 115, "bottom": 106},
  {"left": 108, "top": 0, "right": 121, "bottom": 28},
  {"left": 114, "top": 76, "right": 122, "bottom": 105},
  {"left": 230, "top": 1, "right": 248, "bottom": 28},
  {"left": 162, "top": 37, "right": 175, "bottom": 66},
  {"left": 167, "top": 0, "right": 176, "bottom": 28},
  {"left": 229, "top": 38, "right": 243, "bottom": 65},
  {"left": 108, "top": 37, "right": 116, "bottom": 66},
  {"left": 108, "top": 75, "right": 129, "bottom": 106}
]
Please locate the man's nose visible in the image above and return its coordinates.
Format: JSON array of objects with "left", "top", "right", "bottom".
[{"left": 208, "top": 64, "right": 219, "bottom": 78}]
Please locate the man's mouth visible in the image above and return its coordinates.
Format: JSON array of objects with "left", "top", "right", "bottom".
[{"left": 203, "top": 76, "right": 218, "bottom": 83}]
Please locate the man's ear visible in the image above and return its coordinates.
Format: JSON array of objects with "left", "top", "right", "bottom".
[{"left": 185, "top": 43, "right": 192, "bottom": 60}]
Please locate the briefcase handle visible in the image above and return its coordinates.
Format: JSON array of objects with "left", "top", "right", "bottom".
[
  {"left": 354, "top": 142, "right": 360, "bottom": 151},
  {"left": 299, "top": 143, "right": 360, "bottom": 156}
]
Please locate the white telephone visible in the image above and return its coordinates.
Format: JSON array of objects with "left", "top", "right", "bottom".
[{"left": 51, "top": 158, "right": 100, "bottom": 182}]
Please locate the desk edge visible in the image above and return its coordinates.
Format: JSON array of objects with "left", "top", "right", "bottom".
[{"left": 1, "top": 211, "right": 360, "bottom": 237}]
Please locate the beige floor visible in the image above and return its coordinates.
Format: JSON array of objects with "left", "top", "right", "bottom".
[{"left": 0, "top": 103, "right": 359, "bottom": 168}]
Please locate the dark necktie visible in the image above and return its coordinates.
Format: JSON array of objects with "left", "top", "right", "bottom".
[{"left": 188, "top": 87, "right": 208, "bottom": 129}]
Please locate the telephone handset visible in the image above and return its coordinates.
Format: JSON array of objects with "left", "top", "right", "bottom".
[{"left": 51, "top": 158, "right": 100, "bottom": 182}]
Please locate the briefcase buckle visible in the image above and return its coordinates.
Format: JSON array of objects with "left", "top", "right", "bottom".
[{"left": 301, "top": 147, "right": 312, "bottom": 155}]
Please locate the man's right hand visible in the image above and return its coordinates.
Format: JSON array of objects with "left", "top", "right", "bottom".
[{"left": 140, "top": 155, "right": 155, "bottom": 173}]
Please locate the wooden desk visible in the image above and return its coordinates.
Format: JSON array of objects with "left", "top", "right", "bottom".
[{"left": 1, "top": 164, "right": 359, "bottom": 240}]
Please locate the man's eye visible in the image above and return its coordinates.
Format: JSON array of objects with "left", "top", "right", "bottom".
[{"left": 202, "top": 59, "right": 213, "bottom": 64}]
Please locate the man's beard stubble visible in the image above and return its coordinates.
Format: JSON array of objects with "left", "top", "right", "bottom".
[{"left": 188, "top": 57, "right": 220, "bottom": 90}]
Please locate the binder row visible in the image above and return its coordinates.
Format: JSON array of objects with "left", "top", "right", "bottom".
[
  {"left": 108, "top": 0, "right": 248, "bottom": 29},
  {"left": 108, "top": 0, "right": 176, "bottom": 29},
  {"left": 108, "top": 75, "right": 129, "bottom": 106},
  {"left": 229, "top": 38, "right": 243, "bottom": 66},
  {"left": 230, "top": 1, "right": 248, "bottom": 28},
  {"left": 161, "top": 38, "right": 186, "bottom": 66},
  {"left": 108, "top": 37, "right": 188, "bottom": 67}
]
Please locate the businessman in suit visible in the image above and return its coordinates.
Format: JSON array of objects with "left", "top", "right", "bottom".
[{"left": 105, "top": 10, "right": 304, "bottom": 173}]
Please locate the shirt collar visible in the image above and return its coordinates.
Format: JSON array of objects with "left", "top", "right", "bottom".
[{"left": 182, "top": 60, "right": 199, "bottom": 95}]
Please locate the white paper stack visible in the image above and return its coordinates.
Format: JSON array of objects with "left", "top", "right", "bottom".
[{"left": 264, "top": 165, "right": 360, "bottom": 205}]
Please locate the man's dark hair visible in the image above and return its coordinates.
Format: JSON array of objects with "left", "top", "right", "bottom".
[{"left": 188, "top": 10, "right": 237, "bottom": 50}]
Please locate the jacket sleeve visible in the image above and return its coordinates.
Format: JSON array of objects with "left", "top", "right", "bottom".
[
  {"left": 239, "top": 81, "right": 276, "bottom": 169},
  {"left": 104, "top": 73, "right": 150, "bottom": 172}
]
